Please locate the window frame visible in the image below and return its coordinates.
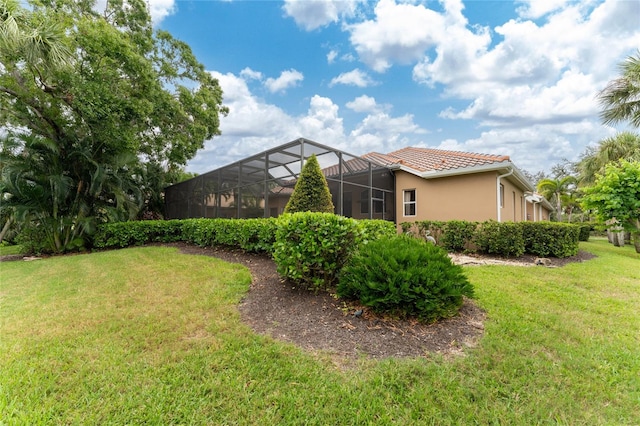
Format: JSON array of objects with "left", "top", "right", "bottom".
[{"left": 403, "top": 189, "right": 417, "bottom": 217}]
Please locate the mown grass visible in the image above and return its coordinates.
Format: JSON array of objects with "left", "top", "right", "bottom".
[
  {"left": 1, "top": 240, "right": 638, "bottom": 424},
  {"left": 0, "top": 245, "right": 23, "bottom": 256}
]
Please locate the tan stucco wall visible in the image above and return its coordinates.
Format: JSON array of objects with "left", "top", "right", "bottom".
[
  {"left": 525, "top": 202, "right": 551, "bottom": 221},
  {"left": 395, "top": 170, "right": 532, "bottom": 225}
]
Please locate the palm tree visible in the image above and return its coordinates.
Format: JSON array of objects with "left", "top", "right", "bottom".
[
  {"left": 1, "top": 133, "right": 142, "bottom": 253},
  {"left": 577, "top": 132, "right": 640, "bottom": 185},
  {"left": 537, "top": 176, "right": 577, "bottom": 221},
  {"left": 598, "top": 52, "right": 640, "bottom": 128}
]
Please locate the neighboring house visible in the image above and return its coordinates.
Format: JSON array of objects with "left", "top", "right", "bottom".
[{"left": 165, "top": 138, "right": 552, "bottom": 224}]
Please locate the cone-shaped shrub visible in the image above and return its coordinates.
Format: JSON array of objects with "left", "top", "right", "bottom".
[
  {"left": 284, "top": 154, "right": 334, "bottom": 213},
  {"left": 337, "top": 235, "right": 474, "bottom": 322}
]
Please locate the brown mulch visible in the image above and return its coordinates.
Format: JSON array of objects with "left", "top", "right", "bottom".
[
  {"left": 1, "top": 243, "right": 597, "bottom": 360},
  {"left": 172, "top": 243, "right": 486, "bottom": 360}
]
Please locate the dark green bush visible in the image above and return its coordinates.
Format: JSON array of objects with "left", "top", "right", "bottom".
[
  {"left": 93, "top": 220, "right": 184, "bottom": 248},
  {"left": 337, "top": 235, "right": 473, "bottom": 322},
  {"left": 578, "top": 224, "right": 591, "bottom": 242},
  {"left": 441, "top": 220, "right": 478, "bottom": 252},
  {"left": 520, "top": 222, "right": 580, "bottom": 257},
  {"left": 94, "top": 218, "right": 277, "bottom": 253},
  {"left": 474, "top": 221, "right": 525, "bottom": 257},
  {"left": 273, "top": 212, "right": 361, "bottom": 290}
]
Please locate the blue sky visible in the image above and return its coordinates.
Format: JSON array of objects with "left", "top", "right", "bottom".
[{"left": 151, "top": 0, "right": 639, "bottom": 175}]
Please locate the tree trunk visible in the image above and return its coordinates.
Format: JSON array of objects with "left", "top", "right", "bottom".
[
  {"left": 0, "top": 217, "right": 12, "bottom": 243},
  {"left": 634, "top": 232, "right": 640, "bottom": 254},
  {"left": 607, "top": 229, "right": 615, "bottom": 244},
  {"left": 616, "top": 231, "right": 625, "bottom": 247}
]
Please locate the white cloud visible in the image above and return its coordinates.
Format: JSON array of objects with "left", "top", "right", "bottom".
[
  {"left": 515, "top": 0, "right": 570, "bottom": 19},
  {"left": 346, "top": 0, "right": 482, "bottom": 72},
  {"left": 346, "top": 95, "right": 379, "bottom": 113},
  {"left": 283, "top": 0, "right": 362, "bottom": 31},
  {"left": 265, "top": 69, "right": 304, "bottom": 93},
  {"left": 327, "top": 50, "right": 338, "bottom": 64},
  {"left": 148, "top": 0, "right": 176, "bottom": 24},
  {"left": 329, "top": 69, "right": 376, "bottom": 87},
  {"left": 188, "top": 70, "right": 428, "bottom": 174},
  {"left": 298, "top": 96, "right": 346, "bottom": 143},
  {"left": 240, "top": 67, "right": 263, "bottom": 81},
  {"left": 434, "top": 120, "right": 611, "bottom": 173}
]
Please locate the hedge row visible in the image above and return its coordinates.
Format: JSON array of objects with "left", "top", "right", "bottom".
[
  {"left": 93, "top": 218, "right": 279, "bottom": 252},
  {"left": 93, "top": 216, "right": 396, "bottom": 256},
  {"left": 401, "top": 220, "right": 581, "bottom": 258}
]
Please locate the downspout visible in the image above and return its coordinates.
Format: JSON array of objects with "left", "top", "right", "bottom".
[{"left": 496, "top": 168, "right": 514, "bottom": 222}]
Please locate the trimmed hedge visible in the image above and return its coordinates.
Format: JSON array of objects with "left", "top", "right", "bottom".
[
  {"left": 474, "top": 221, "right": 525, "bottom": 257},
  {"left": 180, "top": 218, "right": 278, "bottom": 252},
  {"left": 93, "top": 215, "right": 394, "bottom": 262},
  {"left": 272, "top": 212, "right": 361, "bottom": 290},
  {"left": 356, "top": 219, "right": 397, "bottom": 243},
  {"left": 441, "top": 220, "right": 478, "bottom": 252},
  {"left": 401, "top": 219, "right": 582, "bottom": 258},
  {"left": 93, "top": 220, "right": 184, "bottom": 248},
  {"left": 520, "top": 222, "right": 580, "bottom": 257},
  {"left": 94, "top": 218, "right": 278, "bottom": 253}
]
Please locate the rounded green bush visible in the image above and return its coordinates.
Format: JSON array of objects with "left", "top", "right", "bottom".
[
  {"left": 273, "top": 212, "right": 361, "bottom": 290},
  {"left": 337, "top": 235, "right": 474, "bottom": 322}
]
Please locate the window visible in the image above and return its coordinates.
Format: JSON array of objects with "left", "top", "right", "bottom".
[
  {"left": 499, "top": 184, "right": 504, "bottom": 208},
  {"left": 403, "top": 189, "right": 416, "bottom": 216}
]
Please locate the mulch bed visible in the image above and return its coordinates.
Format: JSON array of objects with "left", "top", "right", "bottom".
[{"left": 173, "top": 243, "right": 487, "bottom": 360}]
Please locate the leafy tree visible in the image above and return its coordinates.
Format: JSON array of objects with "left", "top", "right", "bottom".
[
  {"left": 284, "top": 154, "right": 334, "bottom": 214},
  {"left": 0, "top": 0, "right": 226, "bottom": 252},
  {"left": 582, "top": 160, "right": 640, "bottom": 253},
  {"left": 522, "top": 169, "right": 546, "bottom": 187},
  {"left": 577, "top": 132, "right": 640, "bottom": 185},
  {"left": 598, "top": 52, "right": 640, "bottom": 128},
  {"left": 537, "top": 176, "right": 577, "bottom": 221}
]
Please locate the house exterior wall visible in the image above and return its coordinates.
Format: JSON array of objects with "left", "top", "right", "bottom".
[
  {"left": 526, "top": 201, "right": 551, "bottom": 221},
  {"left": 395, "top": 170, "right": 533, "bottom": 225}
]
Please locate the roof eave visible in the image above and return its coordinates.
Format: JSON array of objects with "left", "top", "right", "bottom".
[{"left": 377, "top": 158, "right": 541, "bottom": 195}]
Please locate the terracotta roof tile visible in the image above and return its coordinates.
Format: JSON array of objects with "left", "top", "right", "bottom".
[{"left": 365, "top": 147, "right": 510, "bottom": 173}]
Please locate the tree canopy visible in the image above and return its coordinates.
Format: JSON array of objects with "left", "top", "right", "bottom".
[
  {"left": 0, "top": 0, "right": 226, "bottom": 252},
  {"left": 581, "top": 160, "right": 640, "bottom": 252},
  {"left": 598, "top": 52, "right": 640, "bottom": 128},
  {"left": 537, "top": 175, "right": 577, "bottom": 221},
  {"left": 577, "top": 132, "right": 640, "bottom": 186},
  {"left": 284, "top": 154, "right": 334, "bottom": 214}
]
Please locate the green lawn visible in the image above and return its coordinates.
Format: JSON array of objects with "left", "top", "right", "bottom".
[
  {"left": 0, "top": 245, "right": 23, "bottom": 256},
  {"left": 1, "top": 240, "right": 638, "bottom": 424}
]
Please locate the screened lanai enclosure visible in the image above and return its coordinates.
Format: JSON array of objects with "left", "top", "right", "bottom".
[{"left": 165, "top": 138, "right": 395, "bottom": 222}]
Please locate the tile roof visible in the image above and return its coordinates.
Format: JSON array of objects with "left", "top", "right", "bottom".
[{"left": 363, "top": 147, "right": 510, "bottom": 173}]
